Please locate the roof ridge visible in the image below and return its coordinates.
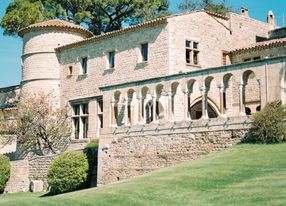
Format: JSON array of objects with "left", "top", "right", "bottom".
[
  {"left": 56, "top": 9, "right": 229, "bottom": 52},
  {"left": 231, "top": 37, "right": 286, "bottom": 53},
  {"left": 56, "top": 17, "right": 168, "bottom": 51}
]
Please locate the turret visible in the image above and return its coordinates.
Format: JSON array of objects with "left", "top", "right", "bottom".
[{"left": 19, "top": 19, "right": 93, "bottom": 107}]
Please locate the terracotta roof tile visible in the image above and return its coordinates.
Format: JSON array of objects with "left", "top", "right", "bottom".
[
  {"left": 231, "top": 37, "right": 286, "bottom": 54},
  {"left": 19, "top": 19, "right": 93, "bottom": 38},
  {"left": 56, "top": 17, "right": 168, "bottom": 52},
  {"left": 56, "top": 10, "right": 229, "bottom": 52}
]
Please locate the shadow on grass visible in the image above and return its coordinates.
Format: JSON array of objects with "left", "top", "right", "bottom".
[
  {"left": 40, "top": 192, "right": 53, "bottom": 197},
  {"left": 239, "top": 129, "right": 286, "bottom": 145}
]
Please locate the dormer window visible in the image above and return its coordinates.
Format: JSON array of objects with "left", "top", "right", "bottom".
[{"left": 186, "top": 40, "right": 199, "bottom": 65}]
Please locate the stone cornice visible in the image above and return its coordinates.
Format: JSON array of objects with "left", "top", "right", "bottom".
[{"left": 99, "top": 55, "right": 286, "bottom": 91}]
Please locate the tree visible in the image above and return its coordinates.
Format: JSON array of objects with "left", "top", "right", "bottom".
[
  {"left": 1, "top": 0, "right": 169, "bottom": 36},
  {"left": 178, "top": 0, "right": 232, "bottom": 15},
  {"left": 9, "top": 93, "right": 71, "bottom": 157}
]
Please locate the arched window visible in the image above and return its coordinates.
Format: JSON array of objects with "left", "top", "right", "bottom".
[
  {"left": 242, "top": 70, "right": 260, "bottom": 115},
  {"left": 190, "top": 100, "right": 218, "bottom": 120},
  {"left": 145, "top": 100, "right": 153, "bottom": 124}
]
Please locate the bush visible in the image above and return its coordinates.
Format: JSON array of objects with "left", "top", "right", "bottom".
[
  {"left": 0, "top": 154, "right": 10, "bottom": 193},
  {"left": 48, "top": 151, "right": 88, "bottom": 194},
  {"left": 85, "top": 139, "right": 99, "bottom": 150},
  {"left": 250, "top": 100, "right": 286, "bottom": 144}
]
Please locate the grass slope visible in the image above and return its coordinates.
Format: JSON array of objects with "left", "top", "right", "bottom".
[{"left": 1, "top": 144, "right": 286, "bottom": 206}]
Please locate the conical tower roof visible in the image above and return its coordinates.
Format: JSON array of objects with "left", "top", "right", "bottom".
[{"left": 19, "top": 19, "right": 93, "bottom": 38}]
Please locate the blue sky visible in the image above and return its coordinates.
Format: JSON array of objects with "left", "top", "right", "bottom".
[{"left": 0, "top": 0, "right": 285, "bottom": 88}]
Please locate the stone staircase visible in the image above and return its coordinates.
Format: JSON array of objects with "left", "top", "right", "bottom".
[{"left": 4, "top": 160, "right": 30, "bottom": 193}]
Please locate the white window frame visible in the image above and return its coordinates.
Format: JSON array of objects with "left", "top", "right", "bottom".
[
  {"left": 71, "top": 102, "right": 89, "bottom": 139},
  {"left": 185, "top": 40, "right": 200, "bottom": 65}
]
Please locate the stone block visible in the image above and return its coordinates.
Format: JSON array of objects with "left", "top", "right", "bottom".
[{"left": 30, "top": 180, "right": 44, "bottom": 193}]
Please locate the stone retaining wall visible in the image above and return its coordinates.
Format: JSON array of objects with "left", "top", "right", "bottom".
[
  {"left": 28, "top": 155, "right": 58, "bottom": 189},
  {"left": 97, "top": 128, "right": 247, "bottom": 186}
]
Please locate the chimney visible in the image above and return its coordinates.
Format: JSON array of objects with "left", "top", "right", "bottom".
[
  {"left": 267, "top": 10, "right": 275, "bottom": 25},
  {"left": 241, "top": 7, "right": 249, "bottom": 17}
]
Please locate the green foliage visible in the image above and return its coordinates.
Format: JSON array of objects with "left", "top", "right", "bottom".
[
  {"left": 85, "top": 140, "right": 99, "bottom": 150},
  {"left": 0, "top": 154, "right": 11, "bottom": 194},
  {"left": 1, "top": 0, "right": 169, "bottom": 36},
  {"left": 47, "top": 151, "right": 88, "bottom": 194},
  {"left": 1, "top": 144, "right": 286, "bottom": 205},
  {"left": 250, "top": 100, "right": 286, "bottom": 144},
  {"left": 178, "top": 0, "right": 233, "bottom": 15},
  {"left": 1, "top": 0, "right": 45, "bottom": 36}
]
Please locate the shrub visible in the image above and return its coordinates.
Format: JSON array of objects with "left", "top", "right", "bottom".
[
  {"left": 0, "top": 154, "right": 10, "bottom": 193},
  {"left": 48, "top": 151, "right": 88, "bottom": 194},
  {"left": 85, "top": 140, "right": 99, "bottom": 150},
  {"left": 250, "top": 100, "right": 286, "bottom": 144}
]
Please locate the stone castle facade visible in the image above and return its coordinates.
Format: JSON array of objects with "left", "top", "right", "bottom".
[{"left": 1, "top": 8, "right": 286, "bottom": 188}]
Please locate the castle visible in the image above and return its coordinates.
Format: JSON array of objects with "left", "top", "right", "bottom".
[{"left": 1, "top": 8, "right": 286, "bottom": 190}]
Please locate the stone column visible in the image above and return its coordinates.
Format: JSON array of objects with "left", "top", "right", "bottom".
[
  {"left": 142, "top": 97, "right": 146, "bottom": 124},
  {"left": 183, "top": 90, "right": 190, "bottom": 120},
  {"left": 219, "top": 86, "right": 226, "bottom": 117},
  {"left": 168, "top": 91, "right": 174, "bottom": 122},
  {"left": 201, "top": 87, "right": 208, "bottom": 119},
  {"left": 152, "top": 94, "right": 158, "bottom": 123},
  {"left": 137, "top": 96, "right": 142, "bottom": 125},
  {"left": 124, "top": 95, "right": 130, "bottom": 126},
  {"left": 238, "top": 83, "right": 246, "bottom": 115},
  {"left": 110, "top": 100, "right": 117, "bottom": 127}
]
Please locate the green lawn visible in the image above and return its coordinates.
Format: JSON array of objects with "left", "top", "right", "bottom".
[{"left": 1, "top": 144, "right": 286, "bottom": 206}]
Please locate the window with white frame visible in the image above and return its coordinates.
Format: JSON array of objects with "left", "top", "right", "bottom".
[
  {"left": 186, "top": 40, "right": 199, "bottom": 65},
  {"left": 72, "top": 103, "right": 89, "bottom": 139}
]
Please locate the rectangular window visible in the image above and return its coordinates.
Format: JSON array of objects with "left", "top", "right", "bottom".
[
  {"left": 253, "top": 56, "right": 261, "bottom": 61},
  {"left": 73, "top": 105, "right": 80, "bottom": 115},
  {"left": 186, "top": 40, "right": 199, "bottom": 65},
  {"left": 109, "top": 51, "right": 115, "bottom": 69},
  {"left": 81, "top": 57, "right": 88, "bottom": 74},
  {"left": 73, "top": 117, "right": 79, "bottom": 139},
  {"left": 82, "top": 117, "right": 88, "bottom": 139},
  {"left": 141, "top": 43, "right": 148, "bottom": 62},
  {"left": 72, "top": 103, "right": 89, "bottom": 139},
  {"left": 222, "top": 52, "right": 229, "bottom": 66},
  {"left": 68, "top": 66, "right": 73, "bottom": 75},
  {"left": 82, "top": 103, "right": 89, "bottom": 115},
  {"left": 243, "top": 58, "right": 251, "bottom": 62}
]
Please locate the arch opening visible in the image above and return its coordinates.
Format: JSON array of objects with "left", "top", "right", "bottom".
[{"left": 190, "top": 100, "right": 218, "bottom": 120}]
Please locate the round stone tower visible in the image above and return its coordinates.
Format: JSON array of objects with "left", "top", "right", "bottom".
[{"left": 19, "top": 20, "right": 93, "bottom": 107}]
